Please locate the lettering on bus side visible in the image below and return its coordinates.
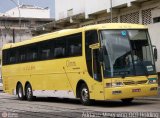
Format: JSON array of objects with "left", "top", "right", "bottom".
[
  {"left": 23, "top": 65, "right": 36, "bottom": 71},
  {"left": 66, "top": 60, "right": 76, "bottom": 67}
]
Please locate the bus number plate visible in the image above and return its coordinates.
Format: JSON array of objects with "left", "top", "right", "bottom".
[{"left": 132, "top": 89, "right": 141, "bottom": 92}]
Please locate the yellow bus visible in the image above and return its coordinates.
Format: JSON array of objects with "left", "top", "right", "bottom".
[{"left": 2, "top": 23, "right": 158, "bottom": 105}]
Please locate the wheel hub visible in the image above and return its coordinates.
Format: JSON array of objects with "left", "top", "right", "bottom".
[
  {"left": 81, "top": 88, "right": 88, "bottom": 101},
  {"left": 18, "top": 87, "right": 22, "bottom": 98},
  {"left": 27, "top": 87, "right": 32, "bottom": 98}
]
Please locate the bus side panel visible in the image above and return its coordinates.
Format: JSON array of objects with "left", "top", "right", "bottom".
[
  {"left": 64, "top": 56, "right": 95, "bottom": 99},
  {"left": 2, "top": 66, "right": 30, "bottom": 95}
]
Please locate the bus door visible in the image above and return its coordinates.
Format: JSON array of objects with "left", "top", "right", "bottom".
[{"left": 91, "top": 48, "right": 105, "bottom": 100}]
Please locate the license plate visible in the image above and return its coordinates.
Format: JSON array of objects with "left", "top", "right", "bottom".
[{"left": 132, "top": 89, "right": 141, "bottom": 92}]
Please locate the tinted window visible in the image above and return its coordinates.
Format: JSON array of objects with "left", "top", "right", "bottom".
[
  {"left": 39, "top": 41, "right": 53, "bottom": 60},
  {"left": 19, "top": 47, "right": 27, "bottom": 62},
  {"left": 9, "top": 49, "right": 17, "bottom": 64},
  {"left": 85, "top": 30, "right": 98, "bottom": 77},
  {"left": 26, "top": 44, "right": 39, "bottom": 61},
  {"left": 67, "top": 33, "right": 82, "bottom": 57},
  {"left": 2, "top": 50, "right": 8, "bottom": 65},
  {"left": 2, "top": 32, "right": 82, "bottom": 65},
  {"left": 54, "top": 38, "right": 66, "bottom": 58}
]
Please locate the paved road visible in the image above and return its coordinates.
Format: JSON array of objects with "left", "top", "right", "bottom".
[{"left": 0, "top": 92, "right": 160, "bottom": 118}]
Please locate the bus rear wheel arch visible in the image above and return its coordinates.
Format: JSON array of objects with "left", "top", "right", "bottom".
[
  {"left": 25, "top": 83, "right": 34, "bottom": 101},
  {"left": 16, "top": 82, "right": 25, "bottom": 100}
]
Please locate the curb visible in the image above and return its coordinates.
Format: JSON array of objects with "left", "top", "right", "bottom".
[{"left": 136, "top": 97, "right": 160, "bottom": 101}]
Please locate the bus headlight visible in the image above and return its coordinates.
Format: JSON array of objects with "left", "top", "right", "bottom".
[
  {"left": 106, "top": 82, "right": 123, "bottom": 88},
  {"left": 148, "top": 78, "right": 157, "bottom": 84}
]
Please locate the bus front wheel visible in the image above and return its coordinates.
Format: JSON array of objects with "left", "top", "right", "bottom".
[
  {"left": 17, "top": 83, "right": 25, "bottom": 100},
  {"left": 25, "top": 84, "right": 34, "bottom": 101},
  {"left": 80, "top": 84, "right": 92, "bottom": 106}
]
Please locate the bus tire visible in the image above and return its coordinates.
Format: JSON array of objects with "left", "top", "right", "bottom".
[
  {"left": 17, "top": 83, "right": 25, "bottom": 100},
  {"left": 121, "top": 98, "right": 133, "bottom": 104},
  {"left": 25, "top": 84, "right": 34, "bottom": 101},
  {"left": 80, "top": 84, "right": 92, "bottom": 106}
]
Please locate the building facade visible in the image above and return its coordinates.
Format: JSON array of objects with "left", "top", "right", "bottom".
[
  {"left": 0, "top": 4, "right": 54, "bottom": 64},
  {"left": 4, "top": 5, "right": 50, "bottom": 18},
  {"left": 50, "top": 0, "right": 160, "bottom": 73}
]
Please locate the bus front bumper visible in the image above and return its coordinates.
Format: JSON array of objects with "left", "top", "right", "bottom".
[{"left": 105, "top": 84, "right": 158, "bottom": 100}]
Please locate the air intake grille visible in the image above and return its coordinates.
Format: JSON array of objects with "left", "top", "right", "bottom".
[
  {"left": 142, "top": 8, "right": 153, "bottom": 25},
  {"left": 120, "top": 11, "right": 140, "bottom": 24},
  {"left": 123, "top": 80, "right": 147, "bottom": 85}
]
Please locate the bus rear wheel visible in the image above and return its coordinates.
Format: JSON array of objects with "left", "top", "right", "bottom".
[
  {"left": 17, "top": 83, "right": 25, "bottom": 100},
  {"left": 25, "top": 84, "right": 34, "bottom": 101},
  {"left": 80, "top": 84, "right": 92, "bottom": 106},
  {"left": 121, "top": 98, "right": 133, "bottom": 104}
]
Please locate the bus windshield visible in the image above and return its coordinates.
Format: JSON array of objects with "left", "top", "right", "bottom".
[{"left": 100, "top": 29, "right": 156, "bottom": 78}]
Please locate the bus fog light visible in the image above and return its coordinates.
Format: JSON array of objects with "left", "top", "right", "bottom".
[
  {"left": 150, "top": 87, "right": 157, "bottom": 91},
  {"left": 112, "top": 90, "right": 122, "bottom": 94},
  {"left": 106, "top": 83, "right": 112, "bottom": 88}
]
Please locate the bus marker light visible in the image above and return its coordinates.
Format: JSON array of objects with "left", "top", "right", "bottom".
[
  {"left": 150, "top": 87, "right": 157, "bottom": 91},
  {"left": 112, "top": 90, "right": 122, "bottom": 94}
]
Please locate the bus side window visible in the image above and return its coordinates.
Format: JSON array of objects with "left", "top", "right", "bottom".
[
  {"left": 53, "top": 38, "right": 66, "bottom": 58},
  {"left": 85, "top": 30, "right": 98, "bottom": 78},
  {"left": 26, "top": 45, "right": 38, "bottom": 62},
  {"left": 2, "top": 50, "right": 8, "bottom": 65},
  {"left": 54, "top": 47, "right": 65, "bottom": 57},
  {"left": 9, "top": 49, "right": 17, "bottom": 64},
  {"left": 93, "top": 49, "right": 102, "bottom": 81},
  {"left": 41, "top": 49, "right": 51, "bottom": 59},
  {"left": 40, "top": 41, "right": 52, "bottom": 60},
  {"left": 67, "top": 33, "right": 82, "bottom": 57},
  {"left": 19, "top": 47, "right": 27, "bottom": 63}
]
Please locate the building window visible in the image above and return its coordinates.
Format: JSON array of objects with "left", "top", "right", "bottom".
[{"left": 153, "top": 17, "right": 160, "bottom": 23}]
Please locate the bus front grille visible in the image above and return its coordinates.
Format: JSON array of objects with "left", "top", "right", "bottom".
[
  {"left": 136, "top": 80, "right": 148, "bottom": 84},
  {"left": 123, "top": 80, "right": 148, "bottom": 85}
]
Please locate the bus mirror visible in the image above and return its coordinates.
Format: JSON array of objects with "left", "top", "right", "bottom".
[
  {"left": 98, "top": 48, "right": 103, "bottom": 64},
  {"left": 89, "top": 43, "right": 100, "bottom": 49},
  {"left": 153, "top": 47, "right": 158, "bottom": 61}
]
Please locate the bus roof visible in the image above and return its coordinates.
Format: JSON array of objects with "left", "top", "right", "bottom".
[{"left": 2, "top": 23, "right": 147, "bottom": 50}]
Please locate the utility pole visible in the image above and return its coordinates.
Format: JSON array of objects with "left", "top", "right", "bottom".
[
  {"left": 10, "top": 0, "right": 21, "bottom": 42},
  {"left": 12, "top": 29, "right": 15, "bottom": 43},
  {"left": 110, "top": 0, "right": 113, "bottom": 23}
]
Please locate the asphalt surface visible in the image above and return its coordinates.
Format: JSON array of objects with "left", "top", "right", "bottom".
[{"left": 0, "top": 91, "right": 160, "bottom": 118}]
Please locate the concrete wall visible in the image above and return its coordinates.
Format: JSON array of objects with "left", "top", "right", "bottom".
[
  {"left": 5, "top": 7, "right": 50, "bottom": 18},
  {"left": 55, "top": 0, "right": 85, "bottom": 20},
  {"left": 55, "top": 0, "right": 140, "bottom": 19},
  {"left": 148, "top": 23, "right": 160, "bottom": 72},
  {"left": 85, "top": 0, "right": 137, "bottom": 15},
  {"left": 112, "top": 0, "right": 136, "bottom": 7},
  {"left": 85, "top": 0, "right": 108, "bottom": 17},
  {"left": 0, "top": 29, "right": 32, "bottom": 47}
]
